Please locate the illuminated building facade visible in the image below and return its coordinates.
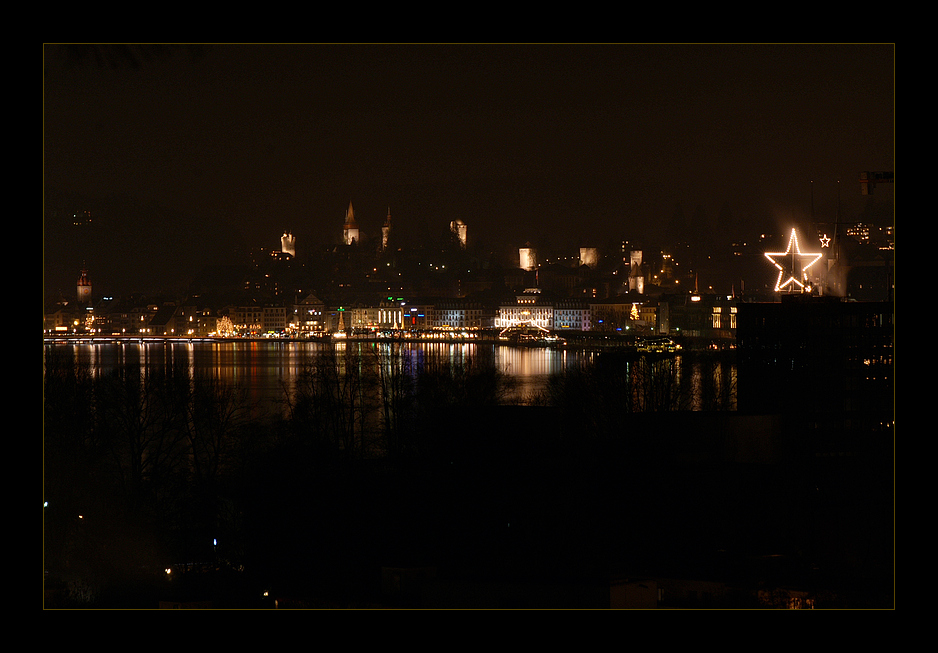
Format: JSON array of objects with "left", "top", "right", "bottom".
[
  {"left": 345, "top": 305, "right": 380, "bottom": 331},
  {"left": 402, "top": 303, "right": 434, "bottom": 331},
  {"left": 378, "top": 300, "right": 405, "bottom": 330},
  {"left": 657, "top": 293, "right": 736, "bottom": 340},
  {"left": 496, "top": 288, "right": 553, "bottom": 329},
  {"left": 291, "top": 293, "right": 325, "bottom": 335},
  {"left": 519, "top": 247, "right": 537, "bottom": 272},
  {"left": 846, "top": 222, "right": 871, "bottom": 244},
  {"left": 431, "top": 301, "right": 492, "bottom": 331},
  {"left": 222, "top": 302, "right": 288, "bottom": 335},
  {"left": 228, "top": 305, "right": 264, "bottom": 335},
  {"left": 554, "top": 299, "right": 591, "bottom": 331},
  {"left": 710, "top": 303, "right": 737, "bottom": 332}
]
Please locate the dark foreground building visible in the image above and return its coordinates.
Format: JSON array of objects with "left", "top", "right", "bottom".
[
  {"left": 736, "top": 295, "right": 893, "bottom": 424},
  {"left": 732, "top": 295, "right": 894, "bottom": 607}
]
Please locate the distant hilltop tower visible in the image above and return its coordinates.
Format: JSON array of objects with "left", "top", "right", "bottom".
[
  {"left": 382, "top": 208, "right": 392, "bottom": 251},
  {"left": 450, "top": 219, "right": 467, "bottom": 249},
  {"left": 77, "top": 266, "right": 92, "bottom": 303},
  {"left": 579, "top": 247, "right": 598, "bottom": 269},
  {"left": 343, "top": 201, "right": 360, "bottom": 246},
  {"left": 629, "top": 250, "right": 644, "bottom": 294},
  {"left": 519, "top": 245, "right": 537, "bottom": 272},
  {"left": 281, "top": 231, "right": 296, "bottom": 257}
]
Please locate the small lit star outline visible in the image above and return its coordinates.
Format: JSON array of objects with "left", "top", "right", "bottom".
[
  {"left": 764, "top": 228, "right": 823, "bottom": 292},
  {"left": 819, "top": 234, "right": 831, "bottom": 248}
]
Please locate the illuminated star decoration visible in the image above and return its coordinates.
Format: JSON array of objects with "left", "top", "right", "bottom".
[
  {"left": 819, "top": 234, "right": 831, "bottom": 248},
  {"left": 764, "top": 228, "right": 823, "bottom": 292}
]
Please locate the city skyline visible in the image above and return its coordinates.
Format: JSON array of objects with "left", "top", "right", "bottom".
[{"left": 43, "top": 43, "right": 895, "bottom": 298}]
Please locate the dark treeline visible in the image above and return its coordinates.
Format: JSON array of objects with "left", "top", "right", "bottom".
[
  {"left": 43, "top": 350, "right": 262, "bottom": 607},
  {"left": 44, "top": 346, "right": 887, "bottom": 608},
  {"left": 43, "top": 345, "right": 525, "bottom": 607}
]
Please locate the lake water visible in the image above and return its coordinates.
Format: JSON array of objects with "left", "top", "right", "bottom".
[
  {"left": 43, "top": 340, "right": 596, "bottom": 407},
  {"left": 43, "top": 339, "right": 736, "bottom": 413}
]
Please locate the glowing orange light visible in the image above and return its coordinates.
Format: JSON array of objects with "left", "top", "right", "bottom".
[{"left": 764, "top": 228, "right": 823, "bottom": 292}]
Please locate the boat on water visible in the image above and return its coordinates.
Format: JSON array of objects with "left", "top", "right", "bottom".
[
  {"left": 497, "top": 323, "right": 566, "bottom": 347},
  {"left": 634, "top": 336, "right": 682, "bottom": 353}
]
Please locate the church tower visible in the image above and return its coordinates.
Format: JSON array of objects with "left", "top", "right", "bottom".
[
  {"left": 281, "top": 231, "right": 296, "bottom": 257},
  {"left": 382, "top": 208, "right": 392, "bottom": 251},
  {"left": 343, "top": 201, "right": 360, "bottom": 246},
  {"left": 629, "top": 250, "right": 645, "bottom": 294},
  {"left": 450, "top": 219, "right": 467, "bottom": 249},
  {"left": 77, "top": 266, "right": 92, "bottom": 304}
]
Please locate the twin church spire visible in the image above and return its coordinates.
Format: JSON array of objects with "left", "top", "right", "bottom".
[{"left": 343, "top": 201, "right": 396, "bottom": 250}]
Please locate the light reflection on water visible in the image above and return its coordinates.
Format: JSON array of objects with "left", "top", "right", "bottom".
[{"left": 44, "top": 340, "right": 733, "bottom": 410}]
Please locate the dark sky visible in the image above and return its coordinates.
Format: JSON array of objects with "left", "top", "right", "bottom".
[{"left": 43, "top": 43, "right": 894, "bottom": 297}]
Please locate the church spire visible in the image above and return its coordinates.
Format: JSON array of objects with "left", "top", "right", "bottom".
[{"left": 343, "top": 201, "right": 359, "bottom": 245}]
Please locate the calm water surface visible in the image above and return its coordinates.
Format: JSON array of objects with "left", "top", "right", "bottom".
[
  {"left": 44, "top": 339, "right": 735, "bottom": 412},
  {"left": 43, "top": 340, "right": 595, "bottom": 407}
]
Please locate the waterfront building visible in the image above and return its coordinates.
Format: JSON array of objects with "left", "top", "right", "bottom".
[
  {"left": 496, "top": 288, "right": 553, "bottom": 330},
  {"left": 344, "top": 304, "right": 380, "bottom": 332},
  {"left": 378, "top": 298, "right": 405, "bottom": 331},
  {"left": 94, "top": 299, "right": 160, "bottom": 336},
  {"left": 218, "top": 301, "right": 288, "bottom": 336},
  {"left": 402, "top": 302, "right": 434, "bottom": 331},
  {"left": 431, "top": 300, "right": 492, "bottom": 332},
  {"left": 43, "top": 305, "right": 77, "bottom": 333},
  {"left": 589, "top": 295, "right": 641, "bottom": 333},
  {"left": 553, "top": 299, "right": 591, "bottom": 331},
  {"left": 147, "top": 303, "right": 178, "bottom": 336},
  {"left": 656, "top": 292, "right": 737, "bottom": 341},
  {"left": 226, "top": 303, "right": 264, "bottom": 336},
  {"left": 172, "top": 301, "right": 220, "bottom": 337},
  {"left": 262, "top": 303, "right": 288, "bottom": 333},
  {"left": 638, "top": 302, "right": 658, "bottom": 330},
  {"left": 291, "top": 293, "right": 325, "bottom": 335}
]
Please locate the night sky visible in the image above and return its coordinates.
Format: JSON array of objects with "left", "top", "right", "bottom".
[{"left": 43, "top": 43, "right": 894, "bottom": 298}]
